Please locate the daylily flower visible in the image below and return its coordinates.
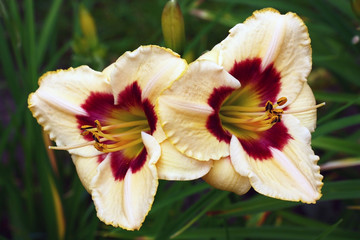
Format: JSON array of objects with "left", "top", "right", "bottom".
[
  {"left": 28, "top": 45, "right": 211, "bottom": 230},
  {"left": 158, "top": 9, "right": 324, "bottom": 203}
]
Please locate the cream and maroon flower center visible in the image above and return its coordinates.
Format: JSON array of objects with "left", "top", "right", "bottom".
[
  {"left": 74, "top": 82, "right": 157, "bottom": 181},
  {"left": 80, "top": 115, "right": 149, "bottom": 154},
  {"left": 206, "top": 58, "right": 324, "bottom": 160},
  {"left": 206, "top": 58, "right": 291, "bottom": 160},
  {"left": 220, "top": 96, "right": 287, "bottom": 139}
]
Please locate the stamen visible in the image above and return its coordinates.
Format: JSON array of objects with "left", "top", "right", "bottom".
[
  {"left": 94, "top": 138, "right": 143, "bottom": 153},
  {"left": 265, "top": 101, "right": 273, "bottom": 112},
  {"left": 50, "top": 118, "right": 149, "bottom": 152},
  {"left": 220, "top": 105, "right": 265, "bottom": 112},
  {"left": 220, "top": 114, "right": 268, "bottom": 124},
  {"left": 283, "top": 102, "right": 325, "bottom": 114},
  {"left": 80, "top": 125, "right": 94, "bottom": 130},
  {"left": 272, "top": 108, "right": 283, "bottom": 115},
  {"left": 95, "top": 120, "right": 102, "bottom": 131},
  {"left": 219, "top": 97, "right": 325, "bottom": 135},
  {"left": 83, "top": 120, "right": 148, "bottom": 132},
  {"left": 276, "top": 97, "right": 287, "bottom": 106},
  {"left": 49, "top": 140, "right": 96, "bottom": 150}
]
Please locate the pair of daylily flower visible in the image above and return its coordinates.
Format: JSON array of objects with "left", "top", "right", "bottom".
[{"left": 29, "top": 9, "right": 324, "bottom": 230}]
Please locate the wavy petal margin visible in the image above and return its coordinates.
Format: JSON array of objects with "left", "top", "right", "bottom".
[
  {"left": 230, "top": 115, "right": 323, "bottom": 203},
  {"left": 201, "top": 8, "right": 312, "bottom": 106},
  {"left": 110, "top": 45, "right": 188, "bottom": 143},
  {"left": 91, "top": 132, "right": 160, "bottom": 230},
  {"left": 158, "top": 60, "right": 240, "bottom": 161},
  {"left": 28, "top": 66, "right": 112, "bottom": 157}
]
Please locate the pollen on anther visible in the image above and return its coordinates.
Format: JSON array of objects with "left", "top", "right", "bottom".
[
  {"left": 276, "top": 97, "right": 287, "bottom": 106},
  {"left": 270, "top": 116, "right": 281, "bottom": 124},
  {"left": 95, "top": 120, "right": 102, "bottom": 131},
  {"left": 273, "top": 109, "right": 283, "bottom": 115},
  {"left": 265, "top": 101, "right": 273, "bottom": 112},
  {"left": 80, "top": 125, "right": 93, "bottom": 130},
  {"left": 93, "top": 134, "right": 101, "bottom": 142}
]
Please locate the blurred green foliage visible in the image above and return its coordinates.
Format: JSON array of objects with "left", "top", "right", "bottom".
[{"left": 0, "top": 0, "right": 359, "bottom": 239}]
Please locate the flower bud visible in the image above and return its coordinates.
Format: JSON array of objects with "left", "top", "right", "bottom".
[
  {"left": 161, "top": 0, "right": 185, "bottom": 54},
  {"left": 79, "top": 4, "right": 98, "bottom": 45},
  {"left": 352, "top": 0, "right": 360, "bottom": 19}
]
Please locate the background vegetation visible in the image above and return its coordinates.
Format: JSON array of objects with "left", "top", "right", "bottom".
[{"left": 1, "top": 0, "right": 359, "bottom": 239}]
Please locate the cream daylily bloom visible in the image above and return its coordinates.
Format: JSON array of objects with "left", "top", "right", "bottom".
[
  {"left": 158, "top": 9, "right": 323, "bottom": 203},
  {"left": 28, "top": 45, "right": 212, "bottom": 230}
]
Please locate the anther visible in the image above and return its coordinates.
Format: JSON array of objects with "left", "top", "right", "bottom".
[
  {"left": 95, "top": 120, "right": 102, "bottom": 131},
  {"left": 272, "top": 109, "right": 283, "bottom": 115},
  {"left": 80, "top": 125, "right": 93, "bottom": 130},
  {"left": 81, "top": 130, "right": 90, "bottom": 136},
  {"left": 276, "top": 97, "right": 287, "bottom": 106},
  {"left": 270, "top": 115, "right": 281, "bottom": 124},
  {"left": 93, "top": 134, "right": 101, "bottom": 143},
  {"left": 94, "top": 142, "right": 105, "bottom": 151},
  {"left": 265, "top": 101, "right": 273, "bottom": 112}
]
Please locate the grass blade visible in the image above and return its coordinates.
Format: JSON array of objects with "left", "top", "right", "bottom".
[{"left": 37, "top": 0, "right": 63, "bottom": 66}]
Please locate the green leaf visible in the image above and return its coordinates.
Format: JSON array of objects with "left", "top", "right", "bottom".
[
  {"left": 314, "top": 92, "right": 360, "bottom": 105},
  {"left": 210, "top": 180, "right": 360, "bottom": 218},
  {"left": 317, "top": 98, "right": 359, "bottom": 125},
  {"left": 312, "top": 137, "right": 360, "bottom": 156},
  {"left": 151, "top": 181, "right": 210, "bottom": 214},
  {"left": 315, "top": 219, "right": 343, "bottom": 240},
  {"left": 24, "top": 0, "right": 38, "bottom": 89},
  {"left": 37, "top": 0, "right": 63, "bottom": 66},
  {"left": 175, "top": 226, "right": 358, "bottom": 240},
  {"left": 277, "top": 211, "right": 329, "bottom": 228},
  {"left": 156, "top": 190, "right": 229, "bottom": 240},
  {"left": 313, "top": 114, "right": 360, "bottom": 137}
]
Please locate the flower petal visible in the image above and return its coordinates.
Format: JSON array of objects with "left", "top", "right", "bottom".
[
  {"left": 28, "top": 66, "right": 112, "bottom": 157},
  {"left": 71, "top": 154, "right": 105, "bottom": 193},
  {"left": 230, "top": 115, "right": 323, "bottom": 203},
  {"left": 204, "top": 8, "right": 312, "bottom": 105},
  {"left": 110, "top": 45, "right": 187, "bottom": 142},
  {"left": 202, "top": 157, "right": 251, "bottom": 195},
  {"left": 287, "top": 82, "right": 317, "bottom": 132},
  {"left": 158, "top": 60, "right": 240, "bottom": 161},
  {"left": 157, "top": 140, "right": 212, "bottom": 180},
  {"left": 111, "top": 46, "right": 187, "bottom": 104},
  {"left": 90, "top": 132, "right": 160, "bottom": 230},
  {"left": 198, "top": 43, "right": 221, "bottom": 62}
]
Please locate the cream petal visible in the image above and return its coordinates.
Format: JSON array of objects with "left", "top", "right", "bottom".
[
  {"left": 71, "top": 154, "right": 104, "bottom": 193},
  {"left": 102, "top": 62, "right": 116, "bottom": 83},
  {"left": 110, "top": 45, "right": 187, "bottom": 143},
  {"left": 28, "top": 66, "right": 112, "bottom": 157},
  {"left": 230, "top": 115, "right": 323, "bottom": 203},
  {"left": 202, "top": 157, "right": 251, "bottom": 195},
  {"left": 158, "top": 60, "right": 240, "bottom": 161},
  {"left": 90, "top": 133, "right": 160, "bottom": 230},
  {"left": 157, "top": 140, "right": 212, "bottom": 180},
  {"left": 205, "top": 8, "right": 311, "bottom": 105},
  {"left": 110, "top": 45, "right": 187, "bottom": 105},
  {"left": 198, "top": 43, "right": 221, "bottom": 62},
  {"left": 286, "top": 82, "right": 317, "bottom": 132}
]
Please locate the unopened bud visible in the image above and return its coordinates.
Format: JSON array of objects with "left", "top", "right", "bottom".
[
  {"left": 352, "top": 0, "right": 360, "bottom": 19},
  {"left": 79, "top": 5, "right": 98, "bottom": 45},
  {"left": 161, "top": 0, "right": 185, "bottom": 54}
]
